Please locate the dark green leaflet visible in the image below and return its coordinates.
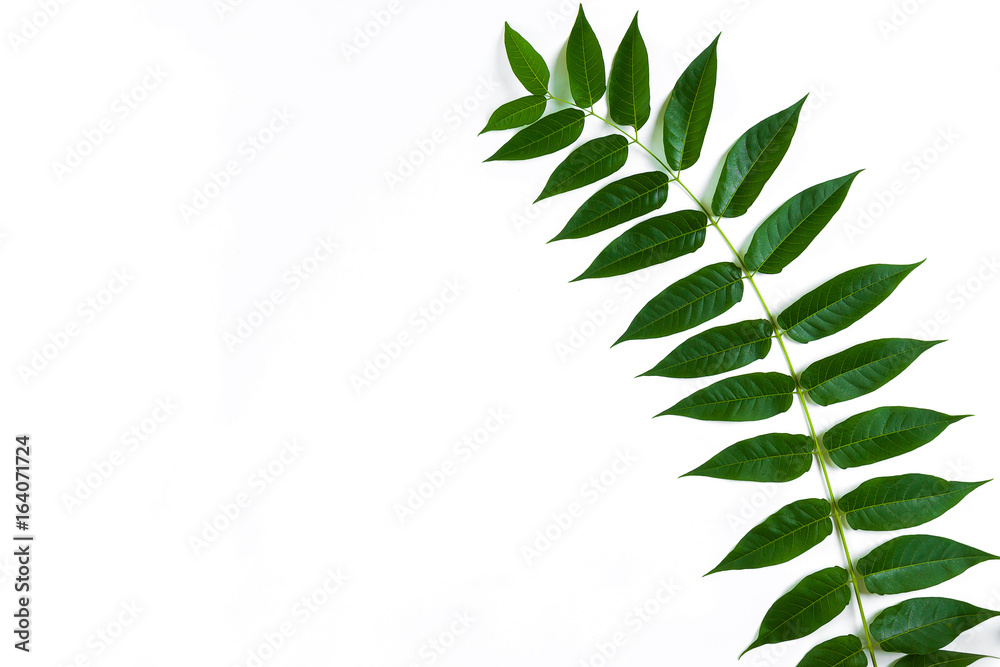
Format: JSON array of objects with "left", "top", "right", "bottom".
[
  {"left": 658, "top": 372, "right": 796, "bottom": 422},
  {"left": 615, "top": 262, "right": 743, "bottom": 343},
  {"left": 857, "top": 535, "right": 999, "bottom": 595},
  {"left": 707, "top": 498, "right": 832, "bottom": 574},
  {"left": 640, "top": 319, "right": 772, "bottom": 379},
  {"left": 503, "top": 23, "right": 549, "bottom": 95},
  {"left": 485, "top": 109, "right": 585, "bottom": 161},
  {"left": 480, "top": 95, "right": 547, "bottom": 134},
  {"left": 662, "top": 34, "right": 718, "bottom": 171},
  {"left": 824, "top": 407, "right": 969, "bottom": 469},
  {"left": 573, "top": 210, "right": 707, "bottom": 281},
  {"left": 550, "top": 171, "right": 669, "bottom": 241},
  {"left": 682, "top": 433, "right": 813, "bottom": 482},
  {"left": 712, "top": 96, "right": 807, "bottom": 218},
  {"left": 607, "top": 13, "right": 650, "bottom": 130},
  {"left": 743, "top": 567, "right": 851, "bottom": 655},
  {"left": 795, "top": 635, "right": 868, "bottom": 667},
  {"left": 891, "top": 651, "right": 992, "bottom": 667},
  {"left": 839, "top": 474, "right": 989, "bottom": 530},
  {"left": 800, "top": 338, "right": 942, "bottom": 406},
  {"left": 566, "top": 6, "right": 605, "bottom": 107},
  {"left": 744, "top": 171, "right": 862, "bottom": 274},
  {"left": 536, "top": 135, "right": 629, "bottom": 202},
  {"left": 778, "top": 263, "right": 921, "bottom": 343},
  {"left": 871, "top": 597, "right": 1000, "bottom": 654}
]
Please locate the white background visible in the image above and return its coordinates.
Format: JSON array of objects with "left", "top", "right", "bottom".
[{"left": 2, "top": 0, "right": 999, "bottom": 665}]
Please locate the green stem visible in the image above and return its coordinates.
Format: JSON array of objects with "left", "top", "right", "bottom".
[{"left": 547, "top": 94, "right": 879, "bottom": 666}]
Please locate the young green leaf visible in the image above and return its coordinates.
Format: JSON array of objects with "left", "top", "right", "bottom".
[
  {"left": 839, "top": 474, "right": 989, "bottom": 531},
  {"left": 566, "top": 6, "right": 606, "bottom": 108},
  {"left": 858, "top": 535, "right": 999, "bottom": 595},
  {"left": 707, "top": 498, "right": 832, "bottom": 574},
  {"left": 658, "top": 372, "right": 796, "bottom": 422},
  {"left": 485, "top": 109, "right": 585, "bottom": 161},
  {"left": 712, "top": 96, "right": 807, "bottom": 218},
  {"left": 744, "top": 171, "right": 863, "bottom": 274},
  {"left": 800, "top": 338, "right": 943, "bottom": 406},
  {"left": 743, "top": 567, "right": 851, "bottom": 656},
  {"left": 682, "top": 432, "right": 813, "bottom": 482},
  {"left": 536, "top": 135, "right": 629, "bottom": 202},
  {"left": 640, "top": 318, "right": 773, "bottom": 379},
  {"left": 825, "top": 408, "right": 970, "bottom": 469},
  {"left": 796, "top": 635, "right": 868, "bottom": 667},
  {"left": 871, "top": 597, "right": 1000, "bottom": 654},
  {"left": 778, "top": 263, "right": 922, "bottom": 343},
  {"left": 573, "top": 210, "right": 707, "bottom": 281},
  {"left": 503, "top": 23, "right": 550, "bottom": 95},
  {"left": 615, "top": 262, "right": 743, "bottom": 343},
  {"left": 550, "top": 171, "right": 669, "bottom": 241},
  {"left": 662, "top": 34, "right": 719, "bottom": 171},
  {"left": 891, "top": 651, "right": 993, "bottom": 667},
  {"left": 480, "top": 95, "right": 547, "bottom": 134},
  {"left": 607, "top": 13, "right": 650, "bottom": 130}
]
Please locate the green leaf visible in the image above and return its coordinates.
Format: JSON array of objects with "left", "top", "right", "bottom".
[
  {"left": 640, "top": 319, "right": 773, "bottom": 379},
  {"left": 858, "top": 535, "right": 999, "bottom": 595},
  {"left": 707, "top": 498, "right": 832, "bottom": 574},
  {"left": 615, "top": 262, "right": 743, "bottom": 344},
  {"left": 503, "top": 23, "right": 550, "bottom": 95},
  {"left": 796, "top": 635, "right": 868, "bottom": 667},
  {"left": 480, "top": 95, "right": 547, "bottom": 134},
  {"left": 662, "top": 34, "right": 719, "bottom": 171},
  {"left": 871, "top": 597, "right": 1000, "bottom": 654},
  {"left": 485, "top": 109, "right": 585, "bottom": 162},
  {"left": 550, "top": 171, "right": 669, "bottom": 241},
  {"left": 536, "top": 135, "right": 630, "bottom": 202},
  {"left": 573, "top": 210, "right": 707, "bottom": 281},
  {"left": 778, "top": 263, "right": 922, "bottom": 343},
  {"left": 607, "top": 13, "right": 650, "bottom": 130},
  {"left": 825, "top": 407, "right": 969, "bottom": 469},
  {"left": 744, "top": 171, "right": 863, "bottom": 274},
  {"left": 743, "top": 567, "right": 851, "bottom": 656},
  {"left": 891, "top": 651, "right": 993, "bottom": 667},
  {"left": 658, "top": 372, "right": 796, "bottom": 422},
  {"left": 839, "top": 474, "right": 989, "bottom": 530},
  {"left": 801, "top": 338, "right": 943, "bottom": 406},
  {"left": 566, "top": 6, "right": 606, "bottom": 108},
  {"left": 712, "top": 96, "right": 807, "bottom": 218},
  {"left": 683, "top": 432, "right": 814, "bottom": 482}
]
